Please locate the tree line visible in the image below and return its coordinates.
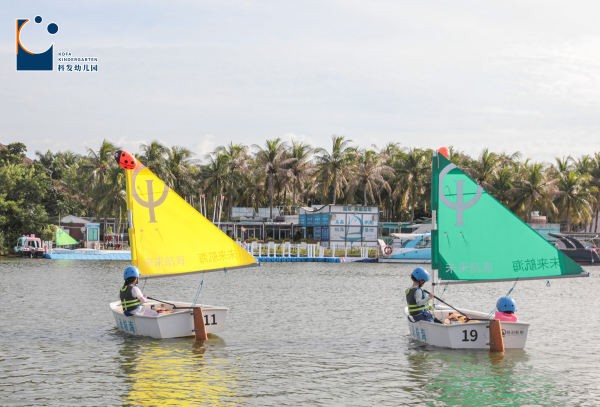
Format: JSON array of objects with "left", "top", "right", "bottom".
[{"left": 1, "top": 137, "right": 599, "bottom": 254}]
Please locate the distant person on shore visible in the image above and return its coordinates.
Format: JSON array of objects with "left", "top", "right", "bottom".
[
  {"left": 120, "top": 265, "right": 157, "bottom": 317},
  {"left": 406, "top": 267, "right": 440, "bottom": 323},
  {"left": 494, "top": 296, "right": 518, "bottom": 322}
]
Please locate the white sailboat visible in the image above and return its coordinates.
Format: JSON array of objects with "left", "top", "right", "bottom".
[
  {"left": 110, "top": 150, "right": 258, "bottom": 339},
  {"left": 405, "top": 147, "right": 588, "bottom": 351}
]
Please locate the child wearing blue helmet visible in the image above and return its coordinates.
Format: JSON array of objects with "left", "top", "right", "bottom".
[
  {"left": 406, "top": 267, "right": 438, "bottom": 322},
  {"left": 120, "top": 265, "right": 157, "bottom": 317},
  {"left": 494, "top": 296, "right": 518, "bottom": 322}
]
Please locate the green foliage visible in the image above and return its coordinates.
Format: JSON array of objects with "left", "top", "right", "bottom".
[
  {"left": 2, "top": 139, "right": 600, "bottom": 255},
  {"left": 41, "top": 224, "right": 55, "bottom": 241},
  {"left": 0, "top": 162, "right": 51, "bottom": 252},
  {"left": 0, "top": 142, "right": 27, "bottom": 165},
  {"left": 0, "top": 229, "right": 6, "bottom": 255}
]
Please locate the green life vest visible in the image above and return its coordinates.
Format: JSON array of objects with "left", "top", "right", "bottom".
[
  {"left": 405, "top": 287, "right": 431, "bottom": 316},
  {"left": 120, "top": 285, "right": 141, "bottom": 313}
]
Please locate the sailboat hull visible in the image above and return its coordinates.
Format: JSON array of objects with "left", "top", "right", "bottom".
[
  {"left": 378, "top": 249, "right": 430, "bottom": 263},
  {"left": 378, "top": 233, "right": 432, "bottom": 263},
  {"left": 405, "top": 305, "right": 529, "bottom": 350},
  {"left": 110, "top": 300, "right": 228, "bottom": 339}
]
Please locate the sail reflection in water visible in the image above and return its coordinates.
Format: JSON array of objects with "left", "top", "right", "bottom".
[
  {"left": 406, "top": 349, "right": 559, "bottom": 406},
  {"left": 119, "top": 338, "right": 236, "bottom": 406}
]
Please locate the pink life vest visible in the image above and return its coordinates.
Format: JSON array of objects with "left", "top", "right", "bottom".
[{"left": 495, "top": 311, "right": 518, "bottom": 322}]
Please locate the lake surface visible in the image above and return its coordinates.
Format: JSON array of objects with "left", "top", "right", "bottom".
[{"left": 1, "top": 258, "right": 600, "bottom": 406}]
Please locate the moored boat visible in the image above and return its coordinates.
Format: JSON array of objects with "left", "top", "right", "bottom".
[
  {"left": 378, "top": 232, "right": 431, "bottom": 263},
  {"left": 14, "top": 234, "right": 46, "bottom": 258},
  {"left": 549, "top": 233, "right": 600, "bottom": 265}
]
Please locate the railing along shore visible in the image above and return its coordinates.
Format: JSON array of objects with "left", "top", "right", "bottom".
[{"left": 242, "top": 241, "right": 373, "bottom": 260}]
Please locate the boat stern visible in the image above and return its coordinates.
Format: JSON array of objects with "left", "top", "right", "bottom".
[
  {"left": 110, "top": 300, "right": 229, "bottom": 339},
  {"left": 405, "top": 306, "right": 529, "bottom": 349}
]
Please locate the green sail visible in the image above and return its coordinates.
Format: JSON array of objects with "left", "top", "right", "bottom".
[
  {"left": 55, "top": 227, "right": 78, "bottom": 246},
  {"left": 431, "top": 152, "right": 585, "bottom": 281}
]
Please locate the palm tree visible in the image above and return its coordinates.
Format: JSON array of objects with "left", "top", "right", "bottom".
[
  {"left": 554, "top": 170, "right": 596, "bottom": 231},
  {"left": 574, "top": 154, "right": 600, "bottom": 232},
  {"left": 85, "top": 140, "right": 118, "bottom": 218},
  {"left": 140, "top": 141, "right": 169, "bottom": 182},
  {"left": 91, "top": 164, "right": 127, "bottom": 233},
  {"left": 166, "top": 145, "right": 195, "bottom": 196},
  {"left": 554, "top": 156, "right": 575, "bottom": 175},
  {"left": 287, "top": 140, "right": 315, "bottom": 213},
  {"left": 587, "top": 153, "right": 600, "bottom": 232},
  {"left": 378, "top": 143, "right": 403, "bottom": 220},
  {"left": 353, "top": 148, "right": 393, "bottom": 205},
  {"left": 468, "top": 149, "right": 520, "bottom": 191},
  {"left": 392, "top": 148, "right": 431, "bottom": 222},
  {"left": 214, "top": 142, "right": 252, "bottom": 217},
  {"left": 200, "top": 152, "right": 229, "bottom": 220},
  {"left": 86, "top": 140, "right": 117, "bottom": 187},
  {"left": 253, "top": 138, "right": 290, "bottom": 219},
  {"left": 489, "top": 165, "right": 516, "bottom": 208},
  {"left": 35, "top": 150, "right": 55, "bottom": 178},
  {"left": 511, "top": 161, "right": 557, "bottom": 222},
  {"left": 315, "top": 135, "right": 357, "bottom": 205}
]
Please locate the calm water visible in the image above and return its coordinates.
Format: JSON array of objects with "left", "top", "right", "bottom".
[{"left": 1, "top": 258, "right": 600, "bottom": 406}]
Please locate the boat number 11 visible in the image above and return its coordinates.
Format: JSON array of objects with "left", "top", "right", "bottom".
[
  {"left": 204, "top": 314, "right": 217, "bottom": 326},
  {"left": 461, "top": 329, "right": 478, "bottom": 342}
]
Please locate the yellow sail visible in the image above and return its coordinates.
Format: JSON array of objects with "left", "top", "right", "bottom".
[{"left": 117, "top": 150, "right": 257, "bottom": 277}]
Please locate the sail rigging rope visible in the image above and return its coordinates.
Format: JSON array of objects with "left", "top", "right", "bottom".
[{"left": 191, "top": 279, "right": 204, "bottom": 307}]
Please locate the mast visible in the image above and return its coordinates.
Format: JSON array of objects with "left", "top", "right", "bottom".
[
  {"left": 125, "top": 166, "right": 138, "bottom": 267},
  {"left": 430, "top": 149, "right": 442, "bottom": 300}
]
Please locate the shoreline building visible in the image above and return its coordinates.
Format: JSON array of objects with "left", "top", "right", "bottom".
[{"left": 299, "top": 205, "right": 379, "bottom": 247}]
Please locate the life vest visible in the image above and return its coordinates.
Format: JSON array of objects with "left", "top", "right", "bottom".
[
  {"left": 120, "top": 285, "right": 141, "bottom": 314},
  {"left": 405, "top": 287, "right": 431, "bottom": 316},
  {"left": 494, "top": 311, "right": 518, "bottom": 322}
]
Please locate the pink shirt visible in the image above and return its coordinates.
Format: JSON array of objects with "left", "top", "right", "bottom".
[{"left": 495, "top": 311, "right": 518, "bottom": 322}]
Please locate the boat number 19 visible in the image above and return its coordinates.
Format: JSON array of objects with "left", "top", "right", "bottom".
[
  {"left": 204, "top": 314, "right": 217, "bottom": 326},
  {"left": 461, "top": 329, "right": 478, "bottom": 342}
]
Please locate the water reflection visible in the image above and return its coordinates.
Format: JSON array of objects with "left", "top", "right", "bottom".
[
  {"left": 406, "top": 347, "right": 563, "bottom": 406},
  {"left": 118, "top": 335, "right": 237, "bottom": 406}
]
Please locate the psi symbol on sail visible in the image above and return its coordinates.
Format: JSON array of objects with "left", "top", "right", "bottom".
[
  {"left": 439, "top": 163, "right": 483, "bottom": 226},
  {"left": 132, "top": 166, "right": 169, "bottom": 223}
]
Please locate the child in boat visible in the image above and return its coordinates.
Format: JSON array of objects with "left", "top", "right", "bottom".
[
  {"left": 406, "top": 267, "right": 439, "bottom": 322},
  {"left": 494, "top": 296, "right": 518, "bottom": 322},
  {"left": 120, "top": 265, "right": 158, "bottom": 317}
]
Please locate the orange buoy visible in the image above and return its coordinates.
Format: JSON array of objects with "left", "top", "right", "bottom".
[
  {"left": 437, "top": 147, "right": 449, "bottom": 158},
  {"left": 193, "top": 307, "right": 208, "bottom": 341},
  {"left": 489, "top": 319, "right": 504, "bottom": 352}
]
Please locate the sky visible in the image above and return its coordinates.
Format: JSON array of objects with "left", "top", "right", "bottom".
[{"left": 2, "top": 1, "right": 600, "bottom": 164}]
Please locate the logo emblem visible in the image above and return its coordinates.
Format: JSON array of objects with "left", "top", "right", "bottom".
[
  {"left": 16, "top": 16, "right": 59, "bottom": 71},
  {"left": 132, "top": 166, "right": 169, "bottom": 223},
  {"left": 439, "top": 163, "right": 483, "bottom": 226}
]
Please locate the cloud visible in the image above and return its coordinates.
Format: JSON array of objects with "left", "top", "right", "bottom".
[{"left": 3, "top": 1, "right": 600, "bottom": 163}]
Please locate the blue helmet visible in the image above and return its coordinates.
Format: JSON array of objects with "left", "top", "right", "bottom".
[
  {"left": 411, "top": 267, "right": 430, "bottom": 282},
  {"left": 496, "top": 296, "right": 516, "bottom": 313},
  {"left": 123, "top": 265, "right": 140, "bottom": 280}
]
